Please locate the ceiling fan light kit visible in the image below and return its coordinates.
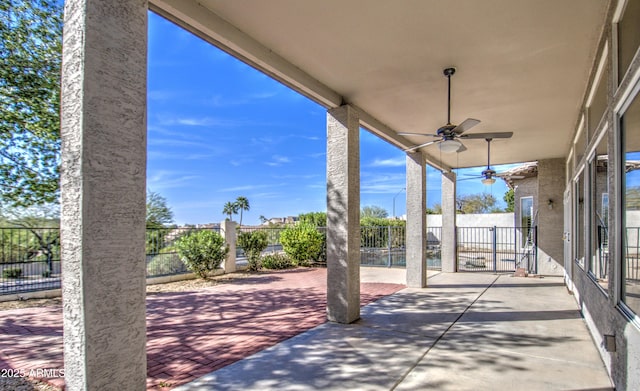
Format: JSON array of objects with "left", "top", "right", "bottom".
[
  {"left": 438, "top": 139, "right": 462, "bottom": 153},
  {"left": 481, "top": 176, "right": 496, "bottom": 185}
]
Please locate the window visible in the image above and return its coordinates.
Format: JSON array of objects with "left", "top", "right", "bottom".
[
  {"left": 621, "top": 89, "right": 640, "bottom": 315},
  {"left": 589, "top": 69, "right": 608, "bottom": 138},
  {"left": 520, "top": 197, "right": 533, "bottom": 246},
  {"left": 589, "top": 135, "right": 609, "bottom": 291},
  {"left": 575, "top": 127, "right": 587, "bottom": 167},
  {"left": 575, "top": 172, "right": 586, "bottom": 269},
  {"left": 618, "top": 0, "right": 640, "bottom": 83}
]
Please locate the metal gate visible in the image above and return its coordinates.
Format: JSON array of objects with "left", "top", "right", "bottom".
[{"left": 457, "top": 226, "right": 537, "bottom": 273}]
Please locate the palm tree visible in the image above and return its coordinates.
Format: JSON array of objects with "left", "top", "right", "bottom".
[
  {"left": 235, "top": 196, "right": 250, "bottom": 227},
  {"left": 222, "top": 201, "right": 238, "bottom": 221}
]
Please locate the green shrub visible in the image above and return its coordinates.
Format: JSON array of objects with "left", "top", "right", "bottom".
[
  {"left": 175, "top": 230, "right": 228, "bottom": 279},
  {"left": 237, "top": 230, "right": 269, "bottom": 271},
  {"left": 261, "top": 253, "right": 294, "bottom": 269},
  {"left": 147, "top": 253, "right": 187, "bottom": 277},
  {"left": 280, "top": 223, "right": 323, "bottom": 265},
  {"left": 41, "top": 270, "right": 52, "bottom": 278},
  {"left": 2, "top": 268, "right": 23, "bottom": 279}
]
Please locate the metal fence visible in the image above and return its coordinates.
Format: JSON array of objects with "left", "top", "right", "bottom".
[
  {"left": 4, "top": 224, "right": 554, "bottom": 296},
  {"left": 456, "top": 226, "right": 537, "bottom": 273},
  {"left": 1, "top": 227, "right": 223, "bottom": 295},
  {"left": 236, "top": 226, "right": 286, "bottom": 257},
  {"left": 359, "top": 226, "right": 442, "bottom": 270},
  {"left": 1, "top": 227, "right": 61, "bottom": 294},
  {"left": 626, "top": 227, "right": 640, "bottom": 282}
]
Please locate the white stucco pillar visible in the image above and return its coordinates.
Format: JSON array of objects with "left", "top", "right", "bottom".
[
  {"left": 60, "top": 1, "right": 148, "bottom": 389},
  {"left": 441, "top": 171, "right": 457, "bottom": 272},
  {"left": 220, "top": 220, "right": 237, "bottom": 273},
  {"left": 326, "top": 105, "right": 360, "bottom": 324},
  {"left": 406, "top": 151, "right": 427, "bottom": 287}
]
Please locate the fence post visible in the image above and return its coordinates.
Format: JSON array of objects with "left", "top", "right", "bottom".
[
  {"left": 220, "top": 220, "right": 237, "bottom": 273},
  {"left": 387, "top": 226, "right": 392, "bottom": 267},
  {"left": 492, "top": 226, "right": 497, "bottom": 273}
]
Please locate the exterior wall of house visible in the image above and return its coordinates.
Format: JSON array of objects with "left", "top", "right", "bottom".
[
  {"left": 565, "top": 1, "right": 640, "bottom": 389},
  {"left": 426, "top": 213, "right": 514, "bottom": 228},
  {"left": 537, "top": 159, "right": 566, "bottom": 276}
]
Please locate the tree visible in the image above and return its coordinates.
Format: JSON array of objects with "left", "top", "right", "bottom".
[
  {"left": 430, "top": 193, "right": 502, "bottom": 214},
  {"left": 1, "top": 204, "right": 60, "bottom": 275},
  {"left": 298, "top": 211, "right": 326, "bottom": 227},
  {"left": 235, "top": 196, "right": 250, "bottom": 227},
  {"left": 361, "top": 205, "right": 388, "bottom": 219},
  {"left": 457, "top": 193, "right": 500, "bottom": 214},
  {"left": 222, "top": 201, "right": 238, "bottom": 221},
  {"left": 146, "top": 191, "right": 174, "bottom": 228},
  {"left": 1, "top": 0, "right": 63, "bottom": 207},
  {"left": 626, "top": 186, "right": 640, "bottom": 210},
  {"left": 503, "top": 188, "right": 515, "bottom": 212}
]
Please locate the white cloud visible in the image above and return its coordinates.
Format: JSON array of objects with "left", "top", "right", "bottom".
[
  {"left": 369, "top": 157, "right": 405, "bottom": 167},
  {"left": 147, "top": 171, "right": 201, "bottom": 190},
  {"left": 265, "top": 155, "right": 291, "bottom": 166},
  {"left": 219, "top": 183, "right": 285, "bottom": 192}
]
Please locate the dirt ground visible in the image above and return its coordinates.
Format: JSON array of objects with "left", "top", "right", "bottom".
[{"left": 0, "top": 272, "right": 258, "bottom": 311}]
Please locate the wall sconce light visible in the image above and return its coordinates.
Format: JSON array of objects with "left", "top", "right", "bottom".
[
  {"left": 547, "top": 199, "right": 553, "bottom": 210},
  {"left": 604, "top": 334, "right": 616, "bottom": 352}
]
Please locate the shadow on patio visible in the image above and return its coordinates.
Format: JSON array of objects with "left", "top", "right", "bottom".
[{"left": 177, "top": 272, "right": 613, "bottom": 391}]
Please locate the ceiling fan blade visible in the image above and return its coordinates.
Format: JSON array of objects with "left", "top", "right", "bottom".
[
  {"left": 404, "top": 140, "right": 438, "bottom": 152},
  {"left": 459, "top": 131, "right": 513, "bottom": 139},
  {"left": 398, "top": 132, "right": 440, "bottom": 137},
  {"left": 457, "top": 176, "right": 482, "bottom": 181},
  {"left": 452, "top": 118, "right": 480, "bottom": 134}
]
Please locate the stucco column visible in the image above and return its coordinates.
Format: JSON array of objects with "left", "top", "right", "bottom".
[
  {"left": 441, "top": 171, "right": 457, "bottom": 272},
  {"left": 326, "top": 105, "right": 360, "bottom": 324},
  {"left": 220, "top": 220, "right": 237, "bottom": 273},
  {"left": 406, "top": 151, "right": 427, "bottom": 287},
  {"left": 60, "top": 1, "right": 148, "bottom": 389}
]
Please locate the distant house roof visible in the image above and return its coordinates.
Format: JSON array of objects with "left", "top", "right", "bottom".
[
  {"left": 498, "top": 159, "right": 640, "bottom": 189},
  {"left": 497, "top": 161, "right": 538, "bottom": 189}
]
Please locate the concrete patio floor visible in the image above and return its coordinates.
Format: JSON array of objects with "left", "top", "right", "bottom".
[{"left": 177, "top": 272, "right": 613, "bottom": 391}]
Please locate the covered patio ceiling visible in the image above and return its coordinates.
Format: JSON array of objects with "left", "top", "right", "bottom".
[{"left": 150, "top": 0, "right": 609, "bottom": 171}]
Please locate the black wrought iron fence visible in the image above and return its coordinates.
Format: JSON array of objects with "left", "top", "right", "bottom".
[
  {"left": 456, "top": 226, "right": 537, "bottom": 273},
  {"left": 626, "top": 227, "right": 640, "bottom": 282},
  {"left": 1, "top": 227, "right": 224, "bottom": 295},
  {"left": 1, "top": 227, "right": 61, "bottom": 294},
  {"left": 358, "top": 226, "right": 442, "bottom": 270},
  {"left": 236, "top": 226, "right": 286, "bottom": 257}
]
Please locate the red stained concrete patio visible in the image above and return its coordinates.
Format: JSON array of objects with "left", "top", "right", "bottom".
[{"left": 0, "top": 268, "right": 404, "bottom": 390}]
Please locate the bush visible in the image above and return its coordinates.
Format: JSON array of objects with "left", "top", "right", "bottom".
[
  {"left": 237, "top": 230, "right": 269, "bottom": 271},
  {"left": 280, "top": 223, "right": 324, "bottom": 265},
  {"left": 2, "top": 268, "right": 23, "bottom": 279},
  {"left": 175, "top": 230, "right": 228, "bottom": 279},
  {"left": 261, "top": 253, "right": 294, "bottom": 269},
  {"left": 41, "top": 270, "right": 52, "bottom": 278},
  {"left": 146, "top": 252, "right": 188, "bottom": 277}
]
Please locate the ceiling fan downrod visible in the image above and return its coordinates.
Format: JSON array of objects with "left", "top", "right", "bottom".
[{"left": 444, "top": 67, "right": 456, "bottom": 125}]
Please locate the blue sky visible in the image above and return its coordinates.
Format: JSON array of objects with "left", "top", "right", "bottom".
[{"left": 147, "top": 12, "right": 512, "bottom": 226}]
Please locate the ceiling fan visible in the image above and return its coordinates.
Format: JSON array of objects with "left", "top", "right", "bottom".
[
  {"left": 401, "top": 67, "right": 513, "bottom": 153},
  {"left": 459, "top": 138, "right": 524, "bottom": 185}
]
